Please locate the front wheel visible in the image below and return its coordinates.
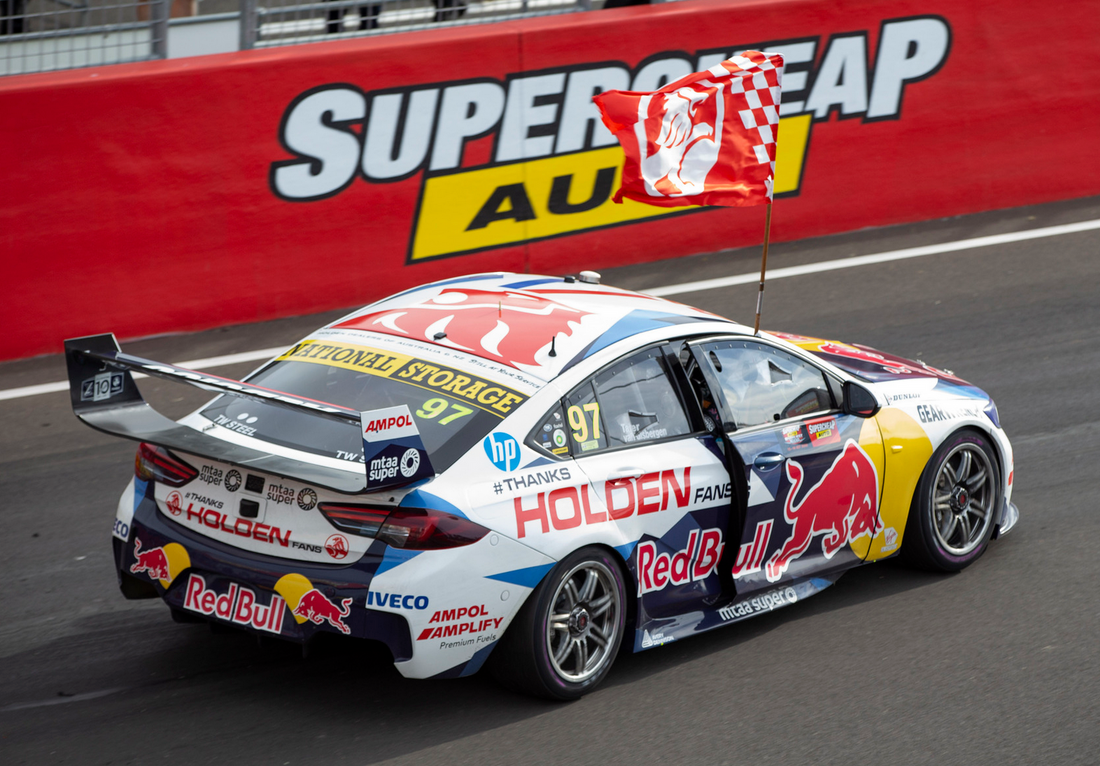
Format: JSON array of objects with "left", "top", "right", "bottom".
[
  {"left": 490, "top": 546, "right": 626, "bottom": 700},
  {"left": 903, "top": 429, "right": 1000, "bottom": 571}
]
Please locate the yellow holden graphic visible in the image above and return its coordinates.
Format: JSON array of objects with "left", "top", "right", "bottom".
[
  {"left": 864, "top": 409, "right": 935, "bottom": 561},
  {"left": 849, "top": 417, "right": 887, "bottom": 560},
  {"left": 409, "top": 113, "right": 812, "bottom": 262},
  {"left": 274, "top": 573, "right": 315, "bottom": 624},
  {"left": 156, "top": 543, "right": 191, "bottom": 588}
]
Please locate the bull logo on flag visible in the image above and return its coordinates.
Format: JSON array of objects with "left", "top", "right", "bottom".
[
  {"left": 645, "top": 85, "right": 723, "bottom": 198},
  {"left": 595, "top": 51, "right": 784, "bottom": 209}
]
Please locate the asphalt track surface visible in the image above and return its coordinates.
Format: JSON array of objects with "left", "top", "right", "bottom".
[{"left": 2, "top": 195, "right": 1098, "bottom": 765}]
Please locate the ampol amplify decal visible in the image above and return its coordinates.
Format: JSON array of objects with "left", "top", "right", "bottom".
[
  {"left": 417, "top": 604, "right": 502, "bottom": 643},
  {"left": 269, "top": 17, "right": 950, "bottom": 261}
]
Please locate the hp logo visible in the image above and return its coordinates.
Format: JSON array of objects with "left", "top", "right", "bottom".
[{"left": 483, "top": 433, "right": 520, "bottom": 472}]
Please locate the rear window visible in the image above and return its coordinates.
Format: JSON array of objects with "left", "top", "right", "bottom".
[{"left": 200, "top": 339, "right": 529, "bottom": 472}]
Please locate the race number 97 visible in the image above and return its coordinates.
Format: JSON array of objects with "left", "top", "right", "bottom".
[{"left": 567, "top": 403, "right": 600, "bottom": 443}]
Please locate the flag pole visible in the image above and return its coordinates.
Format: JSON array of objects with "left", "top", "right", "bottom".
[{"left": 753, "top": 203, "right": 773, "bottom": 335}]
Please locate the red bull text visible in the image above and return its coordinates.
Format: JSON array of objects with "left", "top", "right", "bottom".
[
  {"left": 183, "top": 574, "right": 286, "bottom": 634},
  {"left": 636, "top": 528, "right": 724, "bottom": 596}
]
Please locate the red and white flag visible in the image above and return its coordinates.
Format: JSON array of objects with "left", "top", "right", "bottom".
[{"left": 593, "top": 51, "right": 784, "bottom": 208}]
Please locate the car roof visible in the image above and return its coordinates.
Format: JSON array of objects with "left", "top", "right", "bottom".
[{"left": 324, "top": 272, "right": 746, "bottom": 383}]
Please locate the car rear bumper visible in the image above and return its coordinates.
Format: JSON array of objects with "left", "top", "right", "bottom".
[{"left": 117, "top": 478, "right": 413, "bottom": 661}]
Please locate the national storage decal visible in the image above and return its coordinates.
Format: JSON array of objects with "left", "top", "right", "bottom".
[{"left": 269, "top": 17, "right": 949, "bottom": 261}]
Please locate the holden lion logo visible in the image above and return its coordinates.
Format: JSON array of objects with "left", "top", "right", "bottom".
[
  {"left": 644, "top": 85, "right": 722, "bottom": 198},
  {"left": 337, "top": 288, "right": 589, "bottom": 369},
  {"left": 325, "top": 534, "right": 349, "bottom": 560}
]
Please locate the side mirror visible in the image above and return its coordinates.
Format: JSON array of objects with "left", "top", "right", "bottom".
[{"left": 843, "top": 381, "right": 880, "bottom": 418}]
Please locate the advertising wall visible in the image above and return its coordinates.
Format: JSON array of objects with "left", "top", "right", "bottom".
[{"left": 2, "top": 0, "right": 1098, "bottom": 361}]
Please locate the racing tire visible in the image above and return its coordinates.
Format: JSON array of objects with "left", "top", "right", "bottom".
[
  {"left": 489, "top": 546, "right": 626, "bottom": 701},
  {"left": 903, "top": 429, "right": 1001, "bottom": 572}
]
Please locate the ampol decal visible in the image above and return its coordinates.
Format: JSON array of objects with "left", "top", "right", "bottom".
[{"left": 269, "top": 17, "right": 950, "bottom": 261}]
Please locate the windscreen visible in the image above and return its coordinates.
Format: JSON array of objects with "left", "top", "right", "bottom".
[{"left": 200, "top": 339, "right": 530, "bottom": 472}]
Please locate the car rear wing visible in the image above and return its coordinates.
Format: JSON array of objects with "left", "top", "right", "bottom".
[{"left": 64, "top": 334, "right": 433, "bottom": 494}]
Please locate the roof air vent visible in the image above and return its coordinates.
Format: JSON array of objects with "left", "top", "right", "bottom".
[{"left": 578, "top": 270, "right": 601, "bottom": 285}]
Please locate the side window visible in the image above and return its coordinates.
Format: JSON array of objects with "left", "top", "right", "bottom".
[
  {"left": 567, "top": 347, "right": 692, "bottom": 454},
  {"left": 526, "top": 403, "right": 571, "bottom": 458},
  {"left": 701, "top": 340, "right": 833, "bottom": 428},
  {"left": 564, "top": 382, "right": 608, "bottom": 454}
]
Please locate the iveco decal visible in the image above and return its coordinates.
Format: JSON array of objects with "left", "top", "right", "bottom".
[{"left": 269, "top": 16, "right": 950, "bottom": 260}]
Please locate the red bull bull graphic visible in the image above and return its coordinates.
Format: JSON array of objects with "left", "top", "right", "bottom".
[
  {"left": 130, "top": 537, "right": 171, "bottom": 581},
  {"left": 765, "top": 440, "right": 882, "bottom": 582},
  {"left": 129, "top": 538, "right": 191, "bottom": 586},
  {"left": 292, "top": 589, "right": 353, "bottom": 635},
  {"left": 337, "top": 289, "right": 590, "bottom": 369},
  {"left": 183, "top": 574, "right": 287, "bottom": 634}
]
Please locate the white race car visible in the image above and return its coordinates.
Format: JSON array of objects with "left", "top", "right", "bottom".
[{"left": 66, "top": 271, "right": 1017, "bottom": 699}]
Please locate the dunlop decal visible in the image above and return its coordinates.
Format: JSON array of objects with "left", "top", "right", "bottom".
[
  {"left": 277, "top": 340, "right": 527, "bottom": 416},
  {"left": 270, "top": 19, "right": 950, "bottom": 261}
]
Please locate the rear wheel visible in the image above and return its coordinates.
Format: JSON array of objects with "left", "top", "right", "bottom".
[
  {"left": 490, "top": 546, "right": 626, "bottom": 700},
  {"left": 903, "top": 429, "right": 1000, "bottom": 571}
]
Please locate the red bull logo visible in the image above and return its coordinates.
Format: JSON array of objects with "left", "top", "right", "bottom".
[
  {"left": 337, "top": 288, "right": 589, "bottom": 368},
  {"left": 765, "top": 440, "right": 882, "bottom": 582},
  {"left": 292, "top": 589, "right": 353, "bottom": 635},
  {"left": 183, "top": 574, "right": 287, "bottom": 634},
  {"left": 130, "top": 537, "right": 171, "bottom": 581}
]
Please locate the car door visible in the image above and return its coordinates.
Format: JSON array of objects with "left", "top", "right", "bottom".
[
  {"left": 564, "top": 344, "right": 733, "bottom": 620},
  {"left": 692, "top": 337, "right": 885, "bottom": 596}
]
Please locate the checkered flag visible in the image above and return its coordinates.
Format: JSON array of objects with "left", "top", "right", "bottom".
[{"left": 594, "top": 51, "right": 784, "bottom": 208}]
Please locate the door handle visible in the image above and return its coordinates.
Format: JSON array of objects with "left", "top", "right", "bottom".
[
  {"left": 608, "top": 467, "right": 644, "bottom": 481},
  {"left": 753, "top": 453, "right": 785, "bottom": 471}
]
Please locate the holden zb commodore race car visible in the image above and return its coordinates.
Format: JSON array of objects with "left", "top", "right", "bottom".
[{"left": 65, "top": 272, "right": 1018, "bottom": 700}]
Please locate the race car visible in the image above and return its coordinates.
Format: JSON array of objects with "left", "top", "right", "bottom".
[{"left": 65, "top": 271, "right": 1018, "bottom": 700}]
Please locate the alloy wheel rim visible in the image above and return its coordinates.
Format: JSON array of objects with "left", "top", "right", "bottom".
[
  {"left": 932, "top": 443, "right": 996, "bottom": 556},
  {"left": 546, "top": 560, "right": 620, "bottom": 684}
]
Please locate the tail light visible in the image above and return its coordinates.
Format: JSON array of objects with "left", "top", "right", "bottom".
[
  {"left": 134, "top": 443, "right": 197, "bottom": 487},
  {"left": 318, "top": 503, "right": 390, "bottom": 537},
  {"left": 318, "top": 504, "right": 488, "bottom": 550}
]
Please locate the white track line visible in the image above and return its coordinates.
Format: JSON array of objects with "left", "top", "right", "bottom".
[
  {"left": 0, "top": 347, "right": 283, "bottom": 402},
  {"left": 645, "top": 218, "right": 1100, "bottom": 297},
  {"left": 2, "top": 218, "right": 1098, "bottom": 403}
]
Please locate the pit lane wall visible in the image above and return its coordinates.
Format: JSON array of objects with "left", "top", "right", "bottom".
[{"left": 2, "top": 0, "right": 1098, "bottom": 361}]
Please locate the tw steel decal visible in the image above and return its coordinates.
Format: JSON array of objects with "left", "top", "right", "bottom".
[
  {"left": 269, "top": 18, "right": 950, "bottom": 261},
  {"left": 340, "top": 289, "right": 589, "bottom": 369},
  {"left": 765, "top": 440, "right": 882, "bottom": 582},
  {"left": 513, "top": 468, "right": 691, "bottom": 538},
  {"left": 183, "top": 574, "right": 287, "bottom": 634},
  {"left": 636, "top": 528, "right": 724, "bottom": 596}
]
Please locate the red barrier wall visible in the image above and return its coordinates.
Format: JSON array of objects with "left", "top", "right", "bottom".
[{"left": 3, "top": 0, "right": 1099, "bottom": 361}]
